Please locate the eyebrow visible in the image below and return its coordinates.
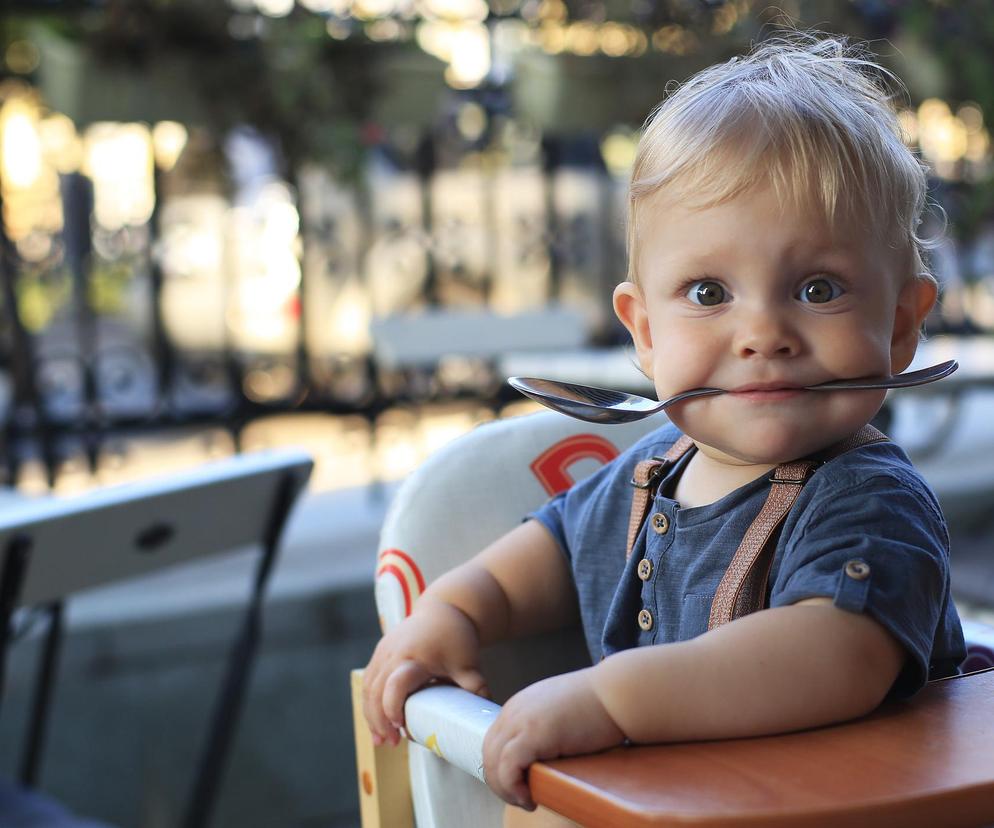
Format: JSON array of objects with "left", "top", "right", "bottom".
[{"left": 652, "top": 248, "right": 866, "bottom": 289}]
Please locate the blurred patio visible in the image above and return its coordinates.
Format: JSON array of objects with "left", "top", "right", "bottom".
[{"left": 3, "top": 0, "right": 994, "bottom": 826}]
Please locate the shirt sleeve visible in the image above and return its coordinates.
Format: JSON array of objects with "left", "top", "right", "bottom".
[
  {"left": 769, "top": 471, "right": 950, "bottom": 698},
  {"left": 530, "top": 490, "right": 570, "bottom": 557}
]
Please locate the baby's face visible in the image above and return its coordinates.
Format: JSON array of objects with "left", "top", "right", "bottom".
[{"left": 614, "top": 184, "right": 936, "bottom": 467}]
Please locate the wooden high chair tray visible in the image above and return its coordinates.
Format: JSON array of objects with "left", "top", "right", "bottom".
[{"left": 530, "top": 668, "right": 994, "bottom": 828}]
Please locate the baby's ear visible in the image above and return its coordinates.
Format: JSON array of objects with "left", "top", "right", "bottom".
[
  {"left": 613, "top": 281, "right": 655, "bottom": 379},
  {"left": 890, "top": 276, "right": 938, "bottom": 372}
]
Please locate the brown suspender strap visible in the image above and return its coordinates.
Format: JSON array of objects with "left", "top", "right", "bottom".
[
  {"left": 706, "top": 424, "right": 888, "bottom": 630},
  {"left": 706, "top": 457, "right": 818, "bottom": 630},
  {"left": 626, "top": 435, "right": 695, "bottom": 560}
]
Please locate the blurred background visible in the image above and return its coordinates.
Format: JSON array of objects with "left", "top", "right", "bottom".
[{"left": 3, "top": 0, "right": 994, "bottom": 826}]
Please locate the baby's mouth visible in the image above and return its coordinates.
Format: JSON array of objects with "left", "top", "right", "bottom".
[
  {"left": 732, "top": 381, "right": 804, "bottom": 393},
  {"left": 728, "top": 382, "right": 806, "bottom": 401}
]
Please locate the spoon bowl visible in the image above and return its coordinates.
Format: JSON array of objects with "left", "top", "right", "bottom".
[{"left": 508, "top": 360, "right": 959, "bottom": 424}]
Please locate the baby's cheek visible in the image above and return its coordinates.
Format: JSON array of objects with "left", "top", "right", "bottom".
[
  {"left": 829, "top": 388, "right": 887, "bottom": 421},
  {"left": 663, "top": 393, "right": 701, "bottom": 417},
  {"left": 653, "top": 331, "right": 710, "bottom": 384},
  {"left": 813, "top": 392, "right": 887, "bottom": 450},
  {"left": 663, "top": 397, "right": 720, "bottom": 441},
  {"left": 654, "top": 363, "right": 713, "bottom": 400},
  {"left": 832, "top": 335, "right": 891, "bottom": 375}
]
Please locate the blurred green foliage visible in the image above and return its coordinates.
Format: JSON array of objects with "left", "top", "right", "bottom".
[
  {"left": 894, "top": 0, "right": 994, "bottom": 241},
  {"left": 7, "top": 0, "right": 994, "bottom": 238}
]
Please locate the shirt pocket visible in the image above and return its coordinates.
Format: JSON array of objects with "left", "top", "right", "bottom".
[{"left": 678, "top": 594, "right": 714, "bottom": 641}]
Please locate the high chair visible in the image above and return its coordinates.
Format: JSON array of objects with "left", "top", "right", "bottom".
[{"left": 351, "top": 411, "right": 994, "bottom": 828}]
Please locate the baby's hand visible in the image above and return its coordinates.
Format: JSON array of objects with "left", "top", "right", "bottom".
[
  {"left": 362, "top": 599, "right": 488, "bottom": 747},
  {"left": 482, "top": 668, "right": 625, "bottom": 810}
]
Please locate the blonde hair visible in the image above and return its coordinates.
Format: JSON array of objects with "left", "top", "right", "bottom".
[{"left": 627, "top": 33, "right": 934, "bottom": 285}]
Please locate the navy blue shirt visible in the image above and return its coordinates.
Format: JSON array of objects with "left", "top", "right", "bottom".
[{"left": 532, "top": 423, "right": 965, "bottom": 699}]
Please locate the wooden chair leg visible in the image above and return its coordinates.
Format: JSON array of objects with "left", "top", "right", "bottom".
[{"left": 351, "top": 670, "right": 414, "bottom": 828}]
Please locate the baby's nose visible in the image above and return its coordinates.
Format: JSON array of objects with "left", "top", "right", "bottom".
[{"left": 733, "top": 309, "right": 802, "bottom": 358}]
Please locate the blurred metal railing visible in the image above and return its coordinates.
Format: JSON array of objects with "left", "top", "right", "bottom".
[
  {"left": 0, "top": 132, "right": 627, "bottom": 489},
  {"left": 1, "top": 121, "right": 987, "bottom": 492}
]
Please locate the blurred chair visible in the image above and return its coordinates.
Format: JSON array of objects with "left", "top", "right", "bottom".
[
  {"left": 351, "top": 411, "right": 994, "bottom": 828},
  {"left": 0, "top": 776, "right": 114, "bottom": 827},
  {"left": 0, "top": 450, "right": 313, "bottom": 828}
]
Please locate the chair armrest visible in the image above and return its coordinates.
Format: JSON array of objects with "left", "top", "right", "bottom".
[
  {"left": 529, "top": 668, "right": 994, "bottom": 827},
  {"left": 404, "top": 686, "right": 501, "bottom": 783}
]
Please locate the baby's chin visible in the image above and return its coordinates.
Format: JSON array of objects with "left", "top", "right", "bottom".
[{"left": 689, "top": 426, "right": 860, "bottom": 468}]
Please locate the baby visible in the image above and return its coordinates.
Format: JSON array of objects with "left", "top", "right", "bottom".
[{"left": 362, "top": 33, "right": 966, "bottom": 820}]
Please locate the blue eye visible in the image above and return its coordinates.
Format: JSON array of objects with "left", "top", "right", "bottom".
[
  {"left": 687, "top": 281, "right": 727, "bottom": 306},
  {"left": 798, "top": 277, "right": 843, "bottom": 304}
]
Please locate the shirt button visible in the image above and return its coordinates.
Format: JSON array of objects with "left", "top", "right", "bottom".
[
  {"left": 637, "top": 558, "right": 653, "bottom": 581},
  {"left": 650, "top": 512, "right": 670, "bottom": 534},
  {"left": 844, "top": 559, "right": 871, "bottom": 580},
  {"left": 637, "top": 609, "right": 653, "bottom": 631}
]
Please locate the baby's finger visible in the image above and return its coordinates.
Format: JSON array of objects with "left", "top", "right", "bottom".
[
  {"left": 452, "top": 667, "right": 489, "bottom": 698},
  {"left": 501, "top": 765, "right": 535, "bottom": 810},
  {"left": 361, "top": 671, "right": 394, "bottom": 743},
  {"left": 509, "top": 780, "right": 535, "bottom": 812},
  {"left": 382, "top": 660, "right": 433, "bottom": 729},
  {"left": 496, "top": 736, "right": 538, "bottom": 809},
  {"left": 481, "top": 729, "right": 532, "bottom": 809},
  {"left": 491, "top": 765, "right": 534, "bottom": 809}
]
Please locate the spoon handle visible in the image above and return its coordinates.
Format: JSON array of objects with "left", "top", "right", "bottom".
[{"left": 805, "top": 360, "right": 958, "bottom": 391}]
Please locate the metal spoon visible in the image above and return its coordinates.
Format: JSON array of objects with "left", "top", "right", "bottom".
[{"left": 508, "top": 360, "right": 959, "bottom": 424}]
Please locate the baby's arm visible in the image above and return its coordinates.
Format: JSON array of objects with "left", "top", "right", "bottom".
[
  {"left": 484, "top": 599, "right": 903, "bottom": 808},
  {"left": 362, "top": 519, "right": 578, "bottom": 746},
  {"left": 592, "top": 598, "right": 904, "bottom": 742}
]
